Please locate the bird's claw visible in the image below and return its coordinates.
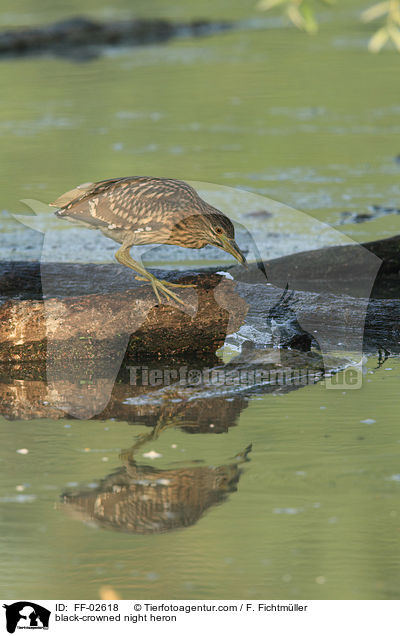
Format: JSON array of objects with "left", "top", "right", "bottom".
[
  {"left": 135, "top": 275, "right": 194, "bottom": 305},
  {"left": 153, "top": 280, "right": 185, "bottom": 305}
]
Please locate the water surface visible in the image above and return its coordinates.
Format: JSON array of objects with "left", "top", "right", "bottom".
[{"left": 0, "top": 0, "right": 399, "bottom": 600}]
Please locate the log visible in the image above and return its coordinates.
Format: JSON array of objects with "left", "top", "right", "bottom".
[
  {"left": 235, "top": 281, "right": 400, "bottom": 353},
  {"left": 1, "top": 232, "right": 400, "bottom": 367},
  {"left": 0, "top": 267, "right": 248, "bottom": 363},
  {"left": 1, "top": 232, "right": 399, "bottom": 364},
  {"left": 0, "top": 16, "right": 232, "bottom": 60},
  {"left": 233, "top": 233, "right": 400, "bottom": 298}
]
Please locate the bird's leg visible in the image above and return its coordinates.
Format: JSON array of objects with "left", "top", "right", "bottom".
[
  {"left": 119, "top": 412, "right": 183, "bottom": 462},
  {"left": 115, "top": 246, "right": 194, "bottom": 305}
]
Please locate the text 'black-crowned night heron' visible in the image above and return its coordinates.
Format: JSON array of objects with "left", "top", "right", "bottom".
[{"left": 51, "top": 176, "right": 247, "bottom": 304}]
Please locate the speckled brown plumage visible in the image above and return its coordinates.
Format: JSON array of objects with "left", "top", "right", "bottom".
[{"left": 51, "top": 176, "right": 246, "bottom": 304}]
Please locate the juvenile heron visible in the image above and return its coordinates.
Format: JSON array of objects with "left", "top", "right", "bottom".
[{"left": 51, "top": 176, "right": 247, "bottom": 304}]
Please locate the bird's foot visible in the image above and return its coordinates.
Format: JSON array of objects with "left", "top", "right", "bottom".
[
  {"left": 134, "top": 275, "right": 197, "bottom": 305},
  {"left": 135, "top": 274, "right": 191, "bottom": 305}
]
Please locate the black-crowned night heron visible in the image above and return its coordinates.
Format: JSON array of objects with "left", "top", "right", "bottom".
[{"left": 51, "top": 176, "right": 247, "bottom": 304}]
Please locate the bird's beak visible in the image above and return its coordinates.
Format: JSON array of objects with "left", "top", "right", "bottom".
[{"left": 220, "top": 236, "right": 247, "bottom": 267}]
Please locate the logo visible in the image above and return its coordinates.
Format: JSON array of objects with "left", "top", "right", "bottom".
[{"left": 3, "top": 603, "right": 50, "bottom": 634}]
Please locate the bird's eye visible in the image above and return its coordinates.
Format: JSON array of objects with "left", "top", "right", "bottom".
[{"left": 215, "top": 226, "right": 223, "bottom": 234}]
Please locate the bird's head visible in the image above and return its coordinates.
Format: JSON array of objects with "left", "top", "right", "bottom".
[
  {"left": 202, "top": 212, "right": 247, "bottom": 266},
  {"left": 169, "top": 209, "right": 246, "bottom": 266},
  {"left": 173, "top": 211, "right": 246, "bottom": 265}
]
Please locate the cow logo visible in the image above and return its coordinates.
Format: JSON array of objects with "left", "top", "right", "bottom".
[{"left": 3, "top": 602, "right": 50, "bottom": 633}]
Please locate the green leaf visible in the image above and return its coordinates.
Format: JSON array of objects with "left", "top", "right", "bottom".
[
  {"left": 368, "top": 26, "right": 390, "bottom": 51},
  {"left": 388, "top": 25, "right": 400, "bottom": 51},
  {"left": 361, "top": 2, "right": 390, "bottom": 23},
  {"left": 391, "top": 4, "right": 400, "bottom": 26},
  {"left": 301, "top": 4, "right": 319, "bottom": 33},
  {"left": 286, "top": 4, "right": 307, "bottom": 30}
]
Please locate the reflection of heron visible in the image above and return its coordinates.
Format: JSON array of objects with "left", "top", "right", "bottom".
[
  {"left": 376, "top": 345, "right": 390, "bottom": 369},
  {"left": 119, "top": 396, "right": 247, "bottom": 461},
  {"left": 120, "top": 407, "right": 183, "bottom": 462},
  {"left": 62, "top": 445, "right": 252, "bottom": 534},
  {"left": 120, "top": 399, "right": 238, "bottom": 461},
  {"left": 52, "top": 176, "right": 247, "bottom": 304},
  {"left": 62, "top": 401, "right": 252, "bottom": 534}
]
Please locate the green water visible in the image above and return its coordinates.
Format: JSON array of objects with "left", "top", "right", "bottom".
[
  {"left": 1, "top": 357, "right": 400, "bottom": 600},
  {"left": 1, "top": 0, "right": 400, "bottom": 600}
]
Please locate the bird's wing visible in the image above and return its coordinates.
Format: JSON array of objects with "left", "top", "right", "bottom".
[
  {"left": 49, "top": 177, "right": 130, "bottom": 209},
  {"left": 51, "top": 176, "right": 204, "bottom": 231}
]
